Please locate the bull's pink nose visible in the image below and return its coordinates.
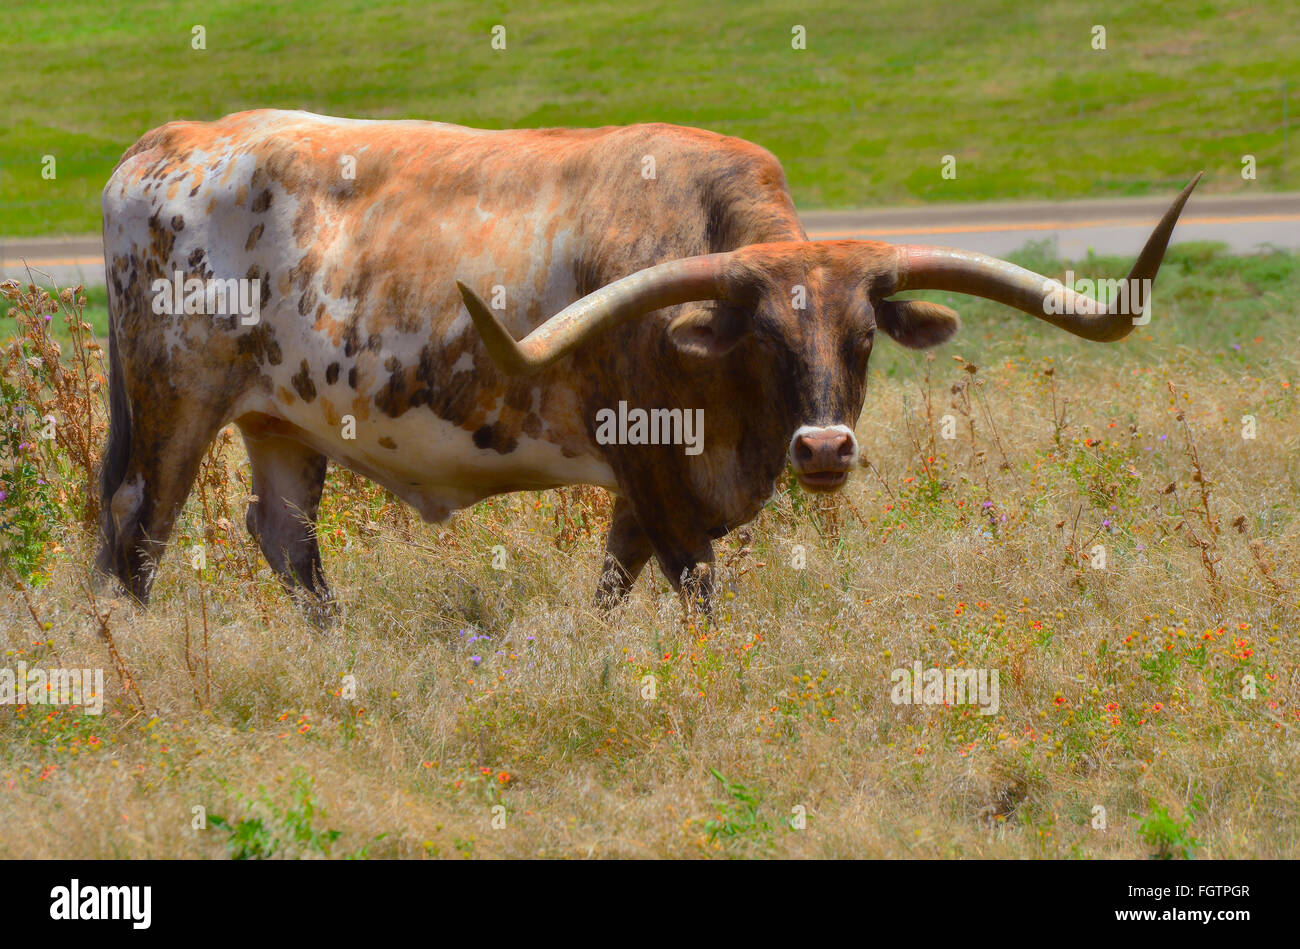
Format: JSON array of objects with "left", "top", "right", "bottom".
[{"left": 792, "top": 430, "right": 855, "bottom": 473}]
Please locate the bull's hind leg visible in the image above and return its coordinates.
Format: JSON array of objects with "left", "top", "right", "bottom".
[
  {"left": 594, "top": 497, "right": 654, "bottom": 609},
  {"left": 97, "top": 403, "right": 228, "bottom": 603},
  {"left": 240, "top": 431, "right": 333, "bottom": 624}
]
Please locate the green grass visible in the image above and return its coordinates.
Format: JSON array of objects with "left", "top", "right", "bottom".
[{"left": 0, "top": 0, "right": 1296, "bottom": 236}]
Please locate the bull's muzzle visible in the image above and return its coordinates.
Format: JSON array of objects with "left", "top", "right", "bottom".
[{"left": 790, "top": 424, "right": 858, "bottom": 491}]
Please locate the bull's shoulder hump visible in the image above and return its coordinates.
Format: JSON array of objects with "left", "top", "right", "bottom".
[{"left": 599, "top": 122, "right": 786, "bottom": 162}]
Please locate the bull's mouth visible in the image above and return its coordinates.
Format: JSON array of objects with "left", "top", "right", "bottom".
[{"left": 795, "top": 469, "right": 849, "bottom": 492}]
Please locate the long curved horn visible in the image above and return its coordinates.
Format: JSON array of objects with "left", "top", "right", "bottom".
[
  {"left": 891, "top": 173, "right": 1202, "bottom": 342},
  {"left": 458, "top": 254, "right": 731, "bottom": 375}
]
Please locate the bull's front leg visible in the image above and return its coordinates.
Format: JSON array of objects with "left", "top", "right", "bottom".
[
  {"left": 594, "top": 496, "right": 654, "bottom": 610},
  {"left": 654, "top": 538, "right": 717, "bottom": 617}
]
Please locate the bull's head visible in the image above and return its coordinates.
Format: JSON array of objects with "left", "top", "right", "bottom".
[{"left": 458, "top": 175, "right": 1200, "bottom": 493}]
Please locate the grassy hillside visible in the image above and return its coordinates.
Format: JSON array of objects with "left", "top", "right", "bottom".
[{"left": 1, "top": 0, "right": 1296, "bottom": 235}]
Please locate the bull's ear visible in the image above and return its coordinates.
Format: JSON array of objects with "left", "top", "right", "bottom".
[
  {"left": 666, "top": 305, "right": 749, "bottom": 358},
  {"left": 877, "top": 299, "right": 960, "bottom": 349}
]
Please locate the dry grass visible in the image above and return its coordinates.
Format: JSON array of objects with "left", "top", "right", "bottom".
[{"left": 2, "top": 278, "right": 1298, "bottom": 859}]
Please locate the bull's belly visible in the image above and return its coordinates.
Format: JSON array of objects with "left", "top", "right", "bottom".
[{"left": 229, "top": 394, "right": 618, "bottom": 523}]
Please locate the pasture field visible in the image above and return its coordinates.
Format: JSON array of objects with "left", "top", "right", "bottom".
[
  {"left": 2, "top": 241, "right": 1298, "bottom": 858},
  {"left": 1, "top": 0, "right": 1297, "bottom": 236}
]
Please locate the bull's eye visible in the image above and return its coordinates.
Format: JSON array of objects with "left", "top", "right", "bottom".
[{"left": 857, "top": 328, "right": 875, "bottom": 360}]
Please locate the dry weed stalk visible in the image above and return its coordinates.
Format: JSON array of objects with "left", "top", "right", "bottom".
[
  {"left": 552, "top": 485, "right": 613, "bottom": 551},
  {"left": 79, "top": 575, "right": 146, "bottom": 710},
  {"left": 1042, "top": 361, "right": 1069, "bottom": 447},
  {"left": 1164, "top": 381, "right": 1223, "bottom": 598},
  {"left": 1232, "top": 514, "right": 1287, "bottom": 595},
  {"left": 0, "top": 275, "right": 106, "bottom": 527}
]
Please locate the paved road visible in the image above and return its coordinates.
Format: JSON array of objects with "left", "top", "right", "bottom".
[
  {"left": 801, "top": 190, "right": 1299, "bottom": 258},
  {"left": 4, "top": 191, "right": 1297, "bottom": 289}
]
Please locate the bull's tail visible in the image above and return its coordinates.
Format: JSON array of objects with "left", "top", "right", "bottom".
[{"left": 94, "top": 312, "right": 133, "bottom": 582}]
